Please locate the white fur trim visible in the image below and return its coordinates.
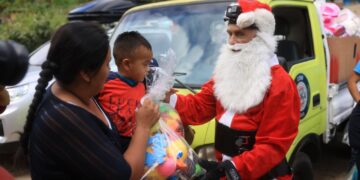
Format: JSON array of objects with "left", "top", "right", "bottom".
[
  {"left": 218, "top": 110, "right": 235, "bottom": 127},
  {"left": 169, "top": 94, "right": 177, "bottom": 108},
  {"left": 236, "top": 9, "right": 275, "bottom": 36},
  {"left": 254, "top": 9, "right": 276, "bottom": 35},
  {"left": 268, "top": 55, "right": 279, "bottom": 67},
  {"left": 222, "top": 154, "right": 232, "bottom": 161},
  {"left": 236, "top": 12, "right": 255, "bottom": 29}
]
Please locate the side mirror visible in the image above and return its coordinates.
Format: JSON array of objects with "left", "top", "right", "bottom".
[{"left": 0, "top": 40, "right": 29, "bottom": 86}]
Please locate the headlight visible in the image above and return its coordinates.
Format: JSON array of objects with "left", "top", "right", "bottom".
[{"left": 6, "top": 84, "right": 30, "bottom": 102}]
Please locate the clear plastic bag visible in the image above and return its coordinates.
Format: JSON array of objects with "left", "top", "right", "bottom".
[
  {"left": 144, "top": 50, "right": 176, "bottom": 104},
  {"left": 141, "top": 103, "right": 205, "bottom": 180},
  {"left": 141, "top": 49, "right": 205, "bottom": 179}
]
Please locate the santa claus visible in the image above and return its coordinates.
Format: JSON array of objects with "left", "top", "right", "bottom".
[{"left": 167, "top": 0, "right": 300, "bottom": 179}]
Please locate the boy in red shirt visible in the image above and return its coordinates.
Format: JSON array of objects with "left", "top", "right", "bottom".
[{"left": 97, "top": 31, "right": 153, "bottom": 149}]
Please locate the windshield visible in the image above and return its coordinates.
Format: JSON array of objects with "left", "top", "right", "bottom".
[{"left": 110, "top": 2, "right": 228, "bottom": 88}]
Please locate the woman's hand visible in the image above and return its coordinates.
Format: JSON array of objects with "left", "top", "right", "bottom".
[
  {"left": 125, "top": 99, "right": 160, "bottom": 180},
  {"left": 136, "top": 98, "right": 160, "bottom": 130}
]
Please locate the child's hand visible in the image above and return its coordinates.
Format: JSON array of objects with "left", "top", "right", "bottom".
[
  {"left": 164, "top": 88, "right": 178, "bottom": 103},
  {"left": 136, "top": 98, "right": 160, "bottom": 130},
  {"left": 0, "top": 86, "right": 10, "bottom": 106}
]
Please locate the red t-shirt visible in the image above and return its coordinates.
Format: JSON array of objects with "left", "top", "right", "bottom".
[{"left": 97, "top": 72, "right": 145, "bottom": 137}]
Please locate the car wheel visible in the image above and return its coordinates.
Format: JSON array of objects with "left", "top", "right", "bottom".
[{"left": 292, "top": 152, "right": 314, "bottom": 180}]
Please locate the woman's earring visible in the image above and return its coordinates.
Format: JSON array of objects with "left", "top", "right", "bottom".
[{"left": 80, "top": 71, "right": 91, "bottom": 83}]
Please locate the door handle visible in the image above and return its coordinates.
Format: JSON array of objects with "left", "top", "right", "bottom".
[{"left": 313, "top": 93, "right": 320, "bottom": 107}]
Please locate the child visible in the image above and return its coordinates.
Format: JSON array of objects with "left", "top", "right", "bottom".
[{"left": 97, "top": 31, "right": 153, "bottom": 149}]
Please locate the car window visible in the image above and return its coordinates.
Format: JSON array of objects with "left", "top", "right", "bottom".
[{"left": 110, "top": 2, "right": 228, "bottom": 88}]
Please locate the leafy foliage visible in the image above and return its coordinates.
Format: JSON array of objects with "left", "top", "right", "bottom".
[{"left": 0, "top": 0, "right": 90, "bottom": 51}]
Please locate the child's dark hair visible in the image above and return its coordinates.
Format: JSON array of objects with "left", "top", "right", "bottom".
[
  {"left": 20, "top": 21, "right": 109, "bottom": 155},
  {"left": 113, "top": 31, "right": 152, "bottom": 66}
]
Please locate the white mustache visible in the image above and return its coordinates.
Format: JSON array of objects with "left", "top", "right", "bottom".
[{"left": 226, "top": 43, "right": 248, "bottom": 51}]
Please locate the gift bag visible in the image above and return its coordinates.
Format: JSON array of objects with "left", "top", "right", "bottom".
[
  {"left": 142, "top": 106, "right": 205, "bottom": 180},
  {"left": 140, "top": 49, "right": 205, "bottom": 179}
]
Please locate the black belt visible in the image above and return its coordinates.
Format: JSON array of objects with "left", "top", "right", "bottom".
[
  {"left": 260, "top": 158, "right": 292, "bottom": 179},
  {"left": 214, "top": 121, "right": 292, "bottom": 179},
  {"left": 215, "top": 121, "right": 256, "bottom": 157}
]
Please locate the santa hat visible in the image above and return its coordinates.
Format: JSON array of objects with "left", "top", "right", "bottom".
[{"left": 235, "top": 0, "right": 275, "bottom": 35}]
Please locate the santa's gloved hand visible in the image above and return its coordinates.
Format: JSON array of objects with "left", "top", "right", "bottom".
[
  {"left": 197, "top": 160, "right": 241, "bottom": 180},
  {"left": 220, "top": 160, "right": 241, "bottom": 180},
  {"left": 198, "top": 159, "right": 219, "bottom": 172}
]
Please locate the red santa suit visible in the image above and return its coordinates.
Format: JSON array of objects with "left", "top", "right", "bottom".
[
  {"left": 171, "top": 63, "right": 299, "bottom": 179},
  {"left": 169, "top": 1, "right": 300, "bottom": 178}
]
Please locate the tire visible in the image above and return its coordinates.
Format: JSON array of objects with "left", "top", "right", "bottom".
[{"left": 292, "top": 152, "right": 314, "bottom": 180}]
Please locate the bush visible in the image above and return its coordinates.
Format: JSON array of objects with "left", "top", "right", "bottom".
[{"left": 0, "top": 0, "right": 90, "bottom": 52}]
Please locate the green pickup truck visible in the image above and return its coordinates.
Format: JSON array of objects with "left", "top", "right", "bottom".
[{"left": 109, "top": 0, "right": 359, "bottom": 179}]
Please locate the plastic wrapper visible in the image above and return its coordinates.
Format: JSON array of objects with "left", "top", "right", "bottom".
[
  {"left": 336, "top": 8, "right": 360, "bottom": 37},
  {"left": 141, "top": 103, "right": 205, "bottom": 180},
  {"left": 144, "top": 49, "right": 176, "bottom": 104},
  {"left": 315, "top": 1, "right": 360, "bottom": 37}
]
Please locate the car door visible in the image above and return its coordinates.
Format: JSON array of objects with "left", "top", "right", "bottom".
[{"left": 271, "top": 0, "right": 327, "bottom": 156}]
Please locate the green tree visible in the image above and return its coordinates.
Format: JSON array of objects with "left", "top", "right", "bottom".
[{"left": 0, "top": 0, "right": 89, "bottom": 51}]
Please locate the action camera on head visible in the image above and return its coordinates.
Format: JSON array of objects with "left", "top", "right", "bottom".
[{"left": 224, "top": 3, "right": 242, "bottom": 24}]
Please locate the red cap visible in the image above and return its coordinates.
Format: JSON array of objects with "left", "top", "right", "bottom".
[{"left": 238, "top": 0, "right": 272, "bottom": 12}]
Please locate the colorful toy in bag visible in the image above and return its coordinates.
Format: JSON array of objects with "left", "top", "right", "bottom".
[
  {"left": 142, "top": 118, "right": 205, "bottom": 180},
  {"left": 159, "top": 103, "right": 184, "bottom": 137},
  {"left": 141, "top": 49, "right": 205, "bottom": 179}
]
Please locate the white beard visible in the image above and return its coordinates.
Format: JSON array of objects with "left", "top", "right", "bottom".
[{"left": 214, "top": 36, "right": 275, "bottom": 113}]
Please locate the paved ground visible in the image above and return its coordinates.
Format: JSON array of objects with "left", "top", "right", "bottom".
[
  {"left": 0, "top": 140, "right": 353, "bottom": 180},
  {"left": 313, "top": 140, "right": 352, "bottom": 180}
]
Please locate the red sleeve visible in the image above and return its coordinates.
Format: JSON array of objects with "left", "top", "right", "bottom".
[
  {"left": 175, "top": 80, "right": 217, "bottom": 125},
  {"left": 0, "top": 167, "right": 14, "bottom": 180},
  {"left": 232, "top": 76, "right": 300, "bottom": 179}
]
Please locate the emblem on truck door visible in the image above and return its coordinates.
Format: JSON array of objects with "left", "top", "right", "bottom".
[{"left": 295, "top": 73, "right": 310, "bottom": 119}]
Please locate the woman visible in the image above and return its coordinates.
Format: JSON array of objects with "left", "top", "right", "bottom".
[{"left": 20, "top": 22, "right": 160, "bottom": 179}]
